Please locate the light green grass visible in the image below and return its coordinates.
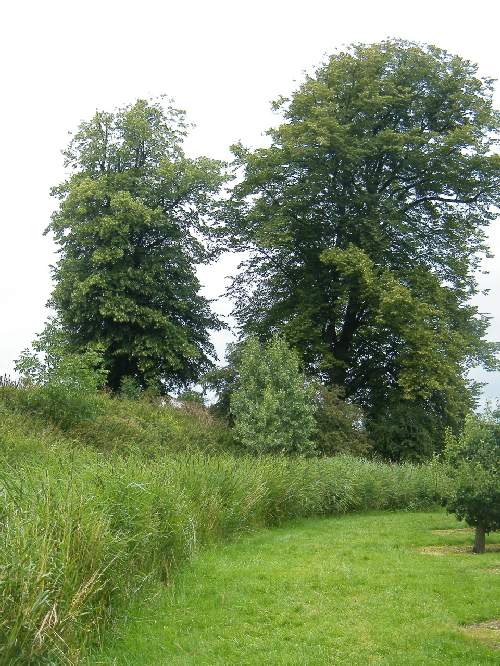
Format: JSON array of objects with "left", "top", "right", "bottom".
[
  {"left": 0, "top": 388, "right": 456, "bottom": 663},
  {"left": 92, "top": 511, "right": 500, "bottom": 665}
]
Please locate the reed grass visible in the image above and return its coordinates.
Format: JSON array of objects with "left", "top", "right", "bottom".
[{"left": 0, "top": 388, "right": 448, "bottom": 664}]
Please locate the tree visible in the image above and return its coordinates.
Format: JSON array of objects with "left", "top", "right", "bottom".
[
  {"left": 443, "top": 410, "right": 500, "bottom": 553},
  {"left": 230, "top": 336, "right": 316, "bottom": 454},
  {"left": 314, "top": 385, "right": 372, "bottom": 457},
  {"left": 225, "top": 40, "right": 500, "bottom": 458},
  {"left": 47, "top": 98, "right": 225, "bottom": 392}
]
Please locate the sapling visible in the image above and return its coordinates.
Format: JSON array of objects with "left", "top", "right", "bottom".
[{"left": 230, "top": 335, "right": 316, "bottom": 455}]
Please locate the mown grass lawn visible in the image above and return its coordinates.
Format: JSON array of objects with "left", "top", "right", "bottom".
[{"left": 92, "top": 512, "right": 500, "bottom": 665}]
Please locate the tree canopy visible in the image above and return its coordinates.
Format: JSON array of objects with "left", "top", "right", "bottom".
[
  {"left": 47, "top": 98, "right": 225, "bottom": 391},
  {"left": 225, "top": 39, "right": 500, "bottom": 458}
]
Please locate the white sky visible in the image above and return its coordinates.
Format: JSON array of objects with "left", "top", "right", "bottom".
[{"left": 0, "top": 0, "right": 499, "bottom": 398}]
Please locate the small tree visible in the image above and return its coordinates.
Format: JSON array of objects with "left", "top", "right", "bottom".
[
  {"left": 230, "top": 336, "right": 316, "bottom": 454},
  {"left": 443, "top": 410, "right": 500, "bottom": 553}
]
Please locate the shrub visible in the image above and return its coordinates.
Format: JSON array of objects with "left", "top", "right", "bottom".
[
  {"left": 201, "top": 341, "right": 243, "bottom": 422},
  {"left": 14, "top": 321, "right": 107, "bottom": 430},
  {"left": 77, "top": 395, "right": 233, "bottom": 456},
  {"left": 119, "top": 375, "right": 144, "bottom": 401},
  {"left": 442, "top": 410, "right": 500, "bottom": 553},
  {"left": 177, "top": 388, "right": 205, "bottom": 406},
  {"left": 367, "top": 396, "right": 442, "bottom": 462},
  {"left": 230, "top": 336, "right": 316, "bottom": 454},
  {"left": 15, "top": 351, "right": 106, "bottom": 430}
]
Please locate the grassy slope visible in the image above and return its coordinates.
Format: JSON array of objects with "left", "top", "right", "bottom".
[
  {"left": 0, "top": 389, "right": 448, "bottom": 664},
  {"left": 92, "top": 511, "right": 500, "bottom": 665}
]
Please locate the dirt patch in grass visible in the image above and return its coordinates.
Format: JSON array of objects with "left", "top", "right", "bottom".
[
  {"left": 462, "top": 620, "right": 500, "bottom": 650},
  {"left": 419, "top": 544, "right": 500, "bottom": 556},
  {"left": 431, "top": 528, "right": 474, "bottom": 536}
]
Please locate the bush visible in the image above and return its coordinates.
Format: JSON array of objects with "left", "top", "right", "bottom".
[
  {"left": 230, "top": 336, "right": 317, "bottom": 454},
  {"left": 15, "top": 351, "right": 105, "bottom": 430},
  {"left": 119, "top": 375, "right": 144, "bottom": 400},
  {"left": 367, "top": 397, "right": 441, "bottom": 462},
  {"left": 1, "top": 385, "right": 234, "bottom": 458},
  {"left": 201, "top": 341, "right": 243, "bottom": 422},
  {"left": 442, "top": 410, "right": 500, "bottom": 553},
  {"left": 14, "top": 323, "right": 107, "bottom": 430},
  {"left": 177, "top": 388, "right": 205, "bottom": 406},
  {"left": 75, "top": 395, "right": 233, "bottom": 456}
]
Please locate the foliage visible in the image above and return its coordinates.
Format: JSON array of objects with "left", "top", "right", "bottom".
[
  {"left": 367, "top": 394, "right": 448, "bottom": 462},
  {"left": 205, "top": 347, "right": 373, "bottom": 457},
  {"left": 177, "top": 388, "right": 205, "bottom": 406},
  {"left": 47, "top": 98, "right": 225, "bottom": 392},
  {"left": 1, "top": 384, "right": 233, "bottom": 459},
  {"left": 0, "top": 395, "right": 447, "bottom": 663},
  {"left": 313, "top": 384, "right": 372, "bottom": 456},
  {"left": 119, "top": 375, "right": 144, "bottom": 400},
  {"left": 443, "top": 410, "right": 500, "bottom": 550},
  {"left": 201, "top": 341, "right": 244, "bottom": 422},
  {"left": 14, "top": 322, "right": 107, "bottom": 429},
  {"left": 230, "top": 336, "right": 317, "bottom": 454},
  {"left": 225, "top": 39, "right": 500, "bottom": 458}
]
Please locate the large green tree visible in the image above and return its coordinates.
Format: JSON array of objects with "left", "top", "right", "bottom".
[
  {"left": 48, "top": 98, "right": 225, "bottom": 391},
  {"left": 225, "top": 40, "right": 500, "bottom": 458}
]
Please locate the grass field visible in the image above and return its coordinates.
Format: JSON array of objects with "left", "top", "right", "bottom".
[
  {"left": 0, "top": 388, "right": 448, "bottom": 664},
  {"left": 92, "top": 511, "right": 500, "bottom": 665}
]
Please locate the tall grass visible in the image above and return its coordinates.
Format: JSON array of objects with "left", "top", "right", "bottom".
[
  {"left": 0, "top": 385, "right": 233, "bottom": 457},
  {"left": 0, "top": 390, "right": 449, "bottom": 664}
]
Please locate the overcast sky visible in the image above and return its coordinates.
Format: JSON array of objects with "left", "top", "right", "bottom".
[{"left": 1, "top": 0, "right": 499, "bottom": 399}]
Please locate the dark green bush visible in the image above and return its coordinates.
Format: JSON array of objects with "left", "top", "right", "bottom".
[{"left": 314, "top": 385, "right": 372, "bottom": 457}]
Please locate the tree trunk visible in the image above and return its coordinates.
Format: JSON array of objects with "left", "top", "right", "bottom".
[
  {"left": 329, "top": 293, "right": 360, "bottom": 388},
  {"left": 473, "top": 525, "right": 486, "bottom": 554}
]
